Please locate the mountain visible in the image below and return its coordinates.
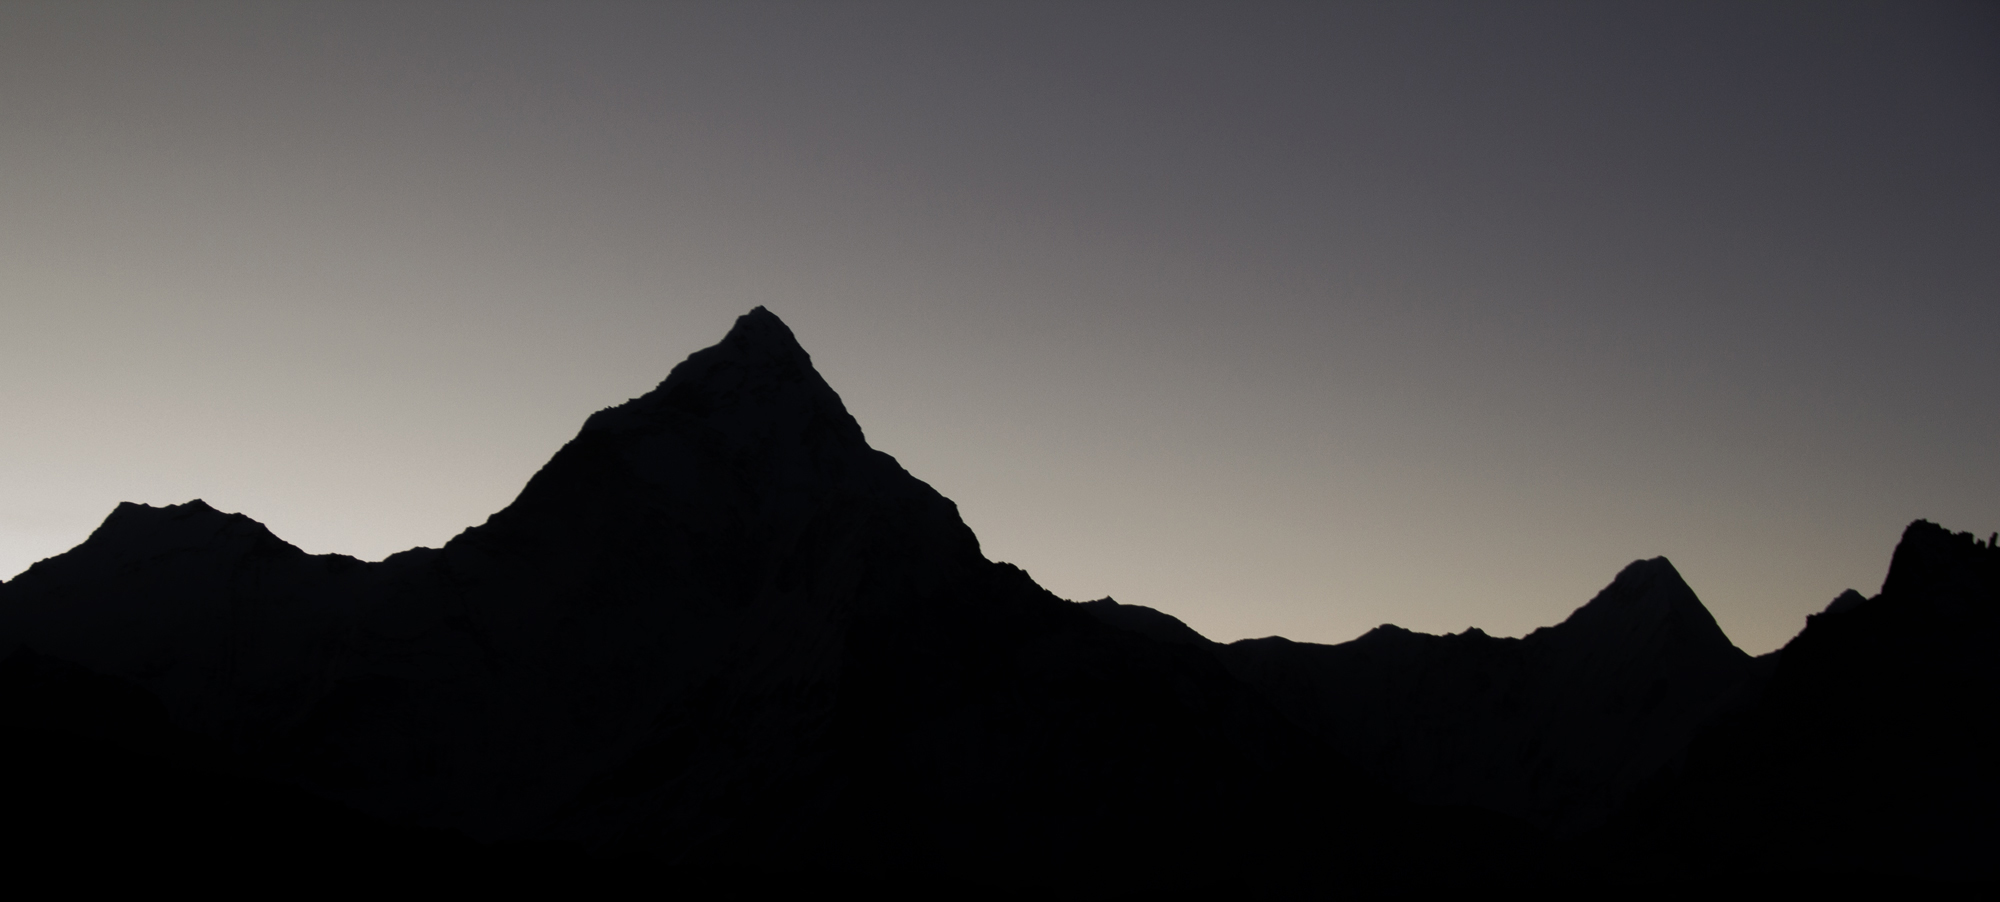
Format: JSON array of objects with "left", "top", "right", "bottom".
[
  {"left": 1107, "top": 530, "right": 1997, "bottom": 886},
  {"left": 2, "top": 307, "right": 1989, "bottom": 889},
  {"left": 1610, "top": 521, "right": 2000, "bottom": 884},
  {"left": 1099, "top": 558, "right": 1768, "bottom": 833},
  {"left": 0, "top": 309, "right": 1516, "bottom": 890}
]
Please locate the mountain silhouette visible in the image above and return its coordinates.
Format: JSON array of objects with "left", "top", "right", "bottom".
[
  {"left": 1, "top": 308, "right": 1989, "bottom": 889},
  {"left": 1609, "top": 520, "right": 1999, "bottom": 884},
  {"left": 1214, "top": 557, "right": 1765, "bottom": 833},
  {"left": 0, "top": 310, "right": 1518, "bottom": 889}
]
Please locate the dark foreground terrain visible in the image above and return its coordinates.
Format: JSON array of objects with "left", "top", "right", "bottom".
[{"left": 2, "top": 310, "right": 1991, "bottom": 893}]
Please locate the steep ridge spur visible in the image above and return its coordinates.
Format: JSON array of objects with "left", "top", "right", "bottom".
[{"left": 0, "top": 308, "right": 1503, "bottom": 888}]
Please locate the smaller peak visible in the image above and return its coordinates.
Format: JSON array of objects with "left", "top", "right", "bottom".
[
  {"left": 105, "top": 500, "right": 154, "bottom": 519},
  {"left": 1349, "top": 623, "right": 1426, "bottom": 647},
  {"left": 170, "top": 499, "right": 224, "bottom": 518},
  {"left": 1878, "top": 518, "right": 1999, "bottom": 605},
  {"left": 1078, "top": 598, "right": 1212, "bottom": 647},
  {"left": 102, "top": 499, "right": 223, "bottom": 528},
  {"left": 1821, "top": 589, "right": 1869, "bottom": 616},
  {"left": 1229, "top": 635, "right": 1297, "bottom": 649},
  {"left": 4, "top": 500, "right": 299, "bottom": 590},
  {"left": 95, "top": 499, "right": 269, "bottom": 538}
]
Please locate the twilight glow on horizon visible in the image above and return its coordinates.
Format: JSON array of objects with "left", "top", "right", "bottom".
[{"left": 3, "top": 1, "right": 1995, "bottom": 655}]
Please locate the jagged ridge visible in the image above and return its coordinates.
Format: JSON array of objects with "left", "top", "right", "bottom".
[
  {"left": 0, "top": 308, "right": 1463, "bottom": 888},
  {"left": 2, "top": 308, "right": 1990, "bottom": 888}
]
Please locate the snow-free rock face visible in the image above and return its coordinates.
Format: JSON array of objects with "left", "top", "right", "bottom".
[{"left": 1219, "top": 558, "right": 1762, "bottom": 832}]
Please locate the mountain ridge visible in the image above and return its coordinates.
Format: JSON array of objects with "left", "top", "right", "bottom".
[
  {"left": 0, "top": 309, "right": 1446, "bottom": 886},
  {"left": 1204, "top": 554, "right": 1762, "bottom": 833},
  {"left": 0, "top": 307, "right": 1988, "bottom": 888}
]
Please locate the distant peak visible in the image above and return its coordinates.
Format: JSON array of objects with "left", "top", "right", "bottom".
[
  {"left": 103, "top": 499, "right": 226, "bottom": 527},
  {"left": 1534, "top": 556, "right": 1743, "bottom": 659},
  {"left": 15, "top": 499, "right": 305, "bottom": 585},
  {"left": 1077, "top": 597, "right": 1213, "bottom": 647},
  {"left": 1821, "top": 589, "right": 1869, "bottom": 616},
  {"left": 1878, "top": 519, "right": 2000, "bottom": 606},
  {"left": 1348, "top": 623, "right": 1425, "bottom": 649}
]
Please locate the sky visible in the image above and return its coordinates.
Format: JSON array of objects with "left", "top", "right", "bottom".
[{"left": 3, "top": 1, "right": 1995, "bottom": 655}]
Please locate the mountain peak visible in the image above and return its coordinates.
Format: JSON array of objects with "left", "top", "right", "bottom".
[
  {"left": 722, "top": 305, "right": 799, "bottom": 353},
  {"left": 679, "top": 305, "right": 812, "bottom": 375},
  {"left": 1531, "top": 557, "right": 1744, "bottom": 661},
  {"left": 577, "top": 307, "right": 862, "bottom": 448},
  {"left": 461, "top": 306, "right": 978, "bottom": 587},
  {"left": 695, "top": 306, "right": 809, "bottom": 377},
  {"left": 73, "top": 499, "right": 291, "bottom": 565},
  {"left": 1821, "top": 589, "right": 1869, "bottom": 616},
  {"left": 1879, "top": 519, "right": 2000, "bottom": 605},
  {"left": 1078, "top": 597, "right": 1213, "bottom": 646}
]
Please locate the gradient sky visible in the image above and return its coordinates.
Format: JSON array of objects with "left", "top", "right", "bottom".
[{"left": 4, "top": 1, "right": 1995, "bottom": 654}]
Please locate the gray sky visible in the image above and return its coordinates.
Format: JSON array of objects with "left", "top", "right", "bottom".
[{"left": 4, "top": 1, "right": 1995, "bottom": 654}]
